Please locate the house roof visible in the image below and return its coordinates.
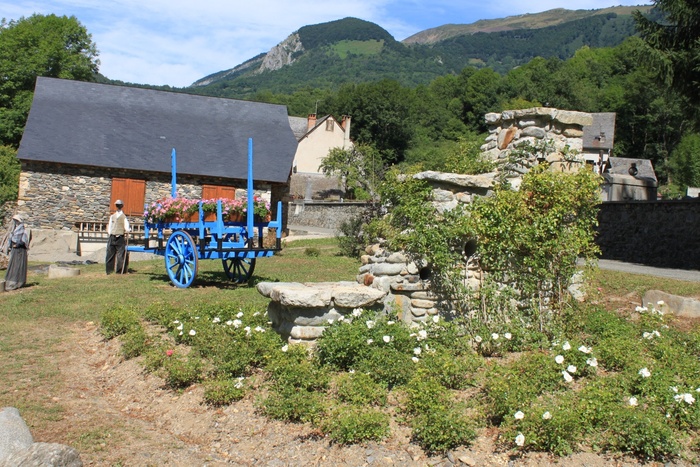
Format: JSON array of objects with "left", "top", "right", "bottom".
[
  {"left": 288, "top": 116, "right": 308, "bottom": 140},
  {"left": 18, "top": 77, "right": 298, "bottom": 184},
  {"left": 583, "top": 112, "right": 616, "bottom": 151},
  {"left": 605, "top": 157, "right": 657, "bottom": 184}
]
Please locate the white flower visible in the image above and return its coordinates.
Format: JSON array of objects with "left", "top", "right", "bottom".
[
  {"left": 682, "top": 393, "right": 695, "bottom": 405},
  {"left": 281, "top": 344, "right": 288, "bottom": 352},
  {"left": 515, "top": 433, "right": 525, "bottom": 447},
  {"left": 194, "top": 316, "right": 200, "bottom": 320},
  {"left": 367, "top": 339, "right": 374, "bottom": 345},
  {"left": 236, "top": 312, "right": 244, "bottom": 318},
  {"left": 232, "top": 319, "right": 242, "bottom": 328},
  {"left": 642, "top": 332, "right": 651, "bottom": 339},
  {"left": 555, "top": 355, "right": 565, "bottom": 364},
  {"left": 176, "top": 323, "right": 184, "bottom": 331},
  {"left": 178, "top": 331, "right": 183, "bottom": 336},
  {"left": 189, "top": 329, "right": 196, "bottom": 336},
  {"left": 349, "top": 369, "right": 355, "bottom": 374},
  {"left": 514, "top": 411, "right": 524, "bottom": 420},
  {"left": 562, "top": 341, "right": 571, "bottom": 351},
  {"left": 567, "top": 365, "right": 577, "bottom": 374},
  {"left": 327, "top": 319, "right": 334, "bottom": 325},
  {"left": 638, "top": 367, "right": 651, "bottom": 378},
  {"left": 413, "top": 347, "right": 422, "bottom": 355},
  {"left": 474, "top": 335, "right": 482, "bottom": 343},
  {"left": 337, "top": 316, "right": 345, "bottom": 322},
  {"left": 562, "top": 370, "right": 573, "bottom": 383},
  {"left": 254, "top": 326, "right": 265, "bottom": 333},
  {"left": 504, "top": 332, "right": 512, "bottom": 340},
  {"left": 244, "top": 326, "right": 251, "bottom": 336},
  {"left": 670, "top": 386, "right": 679, "bottom": 393},
  {"left": 696, "top": 387, "right": 700, "bottom": 393},
  {"left": 412, "top": 357, "right": 420, "bottom": 363},
  {"left": 352, "top": 308, "right": 363, "bottom": 317},
  {"left": 173, "top": 320, "right": 180, "bottom": 324},
  {"left": 578, "top": 345, "right": 591, "bottom": 354},
  {"left": 417, "top": 330, "right": 428, "bottom": 340},
  {"left": 586, "top": 357, "right": 598, "bottom": 367},
  {"left": 657, "top": 300, "right": 665, "bottom": 306},
  {"left": 212, "top": 317, "right": 221, "bottom": 323},
  {"left": 366, "top": 320, "right": 375, "bottom": 329},
  {"left": 652, "top": 330, "right": 661, "bottom": 338},
  {"left": 629, "top": 396, "right": 638, "bottom": 407},
  {"left": 226, "top": 320, "right": 233, "bottom": 326},
  {"left": 492, "top": 333, "right": 499, "bottom": 340},
  {"left": 635, "top": 305, "right": 645, "bottom": 313},
  {"left": 432, "top": 315, "right": 440, "bottom": 323},
  {"left": 253, "top": 312, "right": 260, "bottom": 316},
  {"left": 542, "top": 411, "right": 552, "bottom": 420},
  {"left": 234, "top": 377, "right": 244, "bottom": 389},
  {"left": 387, "top": 320, "right": 395, "bottom": 325},
  {"left": 383, "top": 335, "right": 391, "bottom": 343}
]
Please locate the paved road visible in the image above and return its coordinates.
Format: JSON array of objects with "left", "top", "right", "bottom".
[{"left": 583, "top": 259, "right": 700, "bottom": 283}]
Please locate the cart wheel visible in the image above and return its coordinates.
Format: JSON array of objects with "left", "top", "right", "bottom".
[
  {"left": 165, "top": 230, "right": 198, "bottom": 288},
  {"left": 222, "top": 257, "right": 256, "bottom": 284}
]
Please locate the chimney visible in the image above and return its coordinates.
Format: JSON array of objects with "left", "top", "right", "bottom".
[
  {"left": 307, "top": 114, "right": 317, "bottom": 130},
  {"left": 341, "top": 115, "right": 351, "bottom": 149}
]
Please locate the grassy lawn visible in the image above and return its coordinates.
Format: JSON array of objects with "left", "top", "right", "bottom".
[{"left": 2, "top": 238, "right": 699, "bottom": 462}]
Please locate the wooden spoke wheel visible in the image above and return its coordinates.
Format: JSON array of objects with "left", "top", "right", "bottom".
[
  {"left": 164, "top": 230, "right": 198, "bottom": 288},
  {"left": 222, "top": 257, "right": 256, "bottom": 284}
]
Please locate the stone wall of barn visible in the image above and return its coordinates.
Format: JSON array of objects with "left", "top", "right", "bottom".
[{"left": 15, "top": 161, "right": 272, "bottom": 230}]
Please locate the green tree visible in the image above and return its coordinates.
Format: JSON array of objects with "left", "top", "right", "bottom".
[
  {"left": 634, "top": 0, "right": 700, "bottom": 124},
  {"left": 0, "top": 145, "right": 20, "bottom": 205},
  {"left": 0, "top": 14, "right": 99, "bottom": 148},
  {"left": 319, "top": 144, "right": 384, "bottom": 200},
  {"left": 668, "top": 132, "right": 700, "bottom": 191}
]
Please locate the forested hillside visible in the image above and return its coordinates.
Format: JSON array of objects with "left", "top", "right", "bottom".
[{"left": 192, "top": 11, "right": 644, "bottom": 97}]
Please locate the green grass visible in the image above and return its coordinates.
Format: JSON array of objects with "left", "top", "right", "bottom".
[{"left": 330, "top": 40, "right": 384, "bottom": 59}]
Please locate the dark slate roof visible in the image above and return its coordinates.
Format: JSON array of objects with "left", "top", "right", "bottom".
[
  {"left": 18, "top": 77, "right": 298, "bottom": 184},
  {"left": 288, "top": 116, "right": 308, "bottom": 140},
  {"left": 583, "top": 112, "right": 616, "bottom": 151}
]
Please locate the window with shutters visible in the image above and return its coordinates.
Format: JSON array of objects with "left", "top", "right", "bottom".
[
  {"left": 202, "top": 185, "right": 236, "bottom": 200},
  {"left": 110, "top": 178, "right": 146, "bottom": 216}
]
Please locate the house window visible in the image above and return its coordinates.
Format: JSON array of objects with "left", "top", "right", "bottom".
[
  {"left": 111, "top": 178, "right": 145, "bottom": 216},
  {"left": 202, "top": 184, "right": 236, "bottom": 200},
  {"left": 325, "top": 119, "right": 334, "bottom": 131}
]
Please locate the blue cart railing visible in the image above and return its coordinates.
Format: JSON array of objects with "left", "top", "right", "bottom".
[{"left": 127, "top": 138, "right": 283, "bottom": 288}]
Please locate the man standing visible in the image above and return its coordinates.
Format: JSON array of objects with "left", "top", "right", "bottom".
[{"left": 106, "top": 200, "right": 131, "bottom": 274}]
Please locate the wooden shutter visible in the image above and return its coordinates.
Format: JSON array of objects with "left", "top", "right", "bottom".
[
  {"left": 202, "top": 185, "right": 236, "bottom": 200},
  {"left": 111, "top": 178, "right": 146, "bottom": 216}
]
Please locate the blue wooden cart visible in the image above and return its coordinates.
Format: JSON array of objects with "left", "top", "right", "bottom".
[{"left": 128, "top": 139, "right": 282, "bottom": 288}]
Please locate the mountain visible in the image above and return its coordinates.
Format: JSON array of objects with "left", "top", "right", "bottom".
[{"left": 189, "top": 7, "right": 652, "bottom": 98}]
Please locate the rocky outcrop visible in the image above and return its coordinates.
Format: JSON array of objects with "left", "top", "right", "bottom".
[{"left": 258, "top": 33, "right": 304, "bottom": 73}]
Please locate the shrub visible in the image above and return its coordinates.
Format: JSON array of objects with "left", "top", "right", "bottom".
[
  {"left": 101, "top": 306, "right": 140, "bottom": 340},
  {"left": 418, "top": 349, "right": 483, "bottom": 389},
  {"left": 257, "top": 385, "right": 326, "bottom": 424},
  {"left": 605, "top": 408, "right": 679, "bottom": 460},
  {"left": 142, "top": 342, "right": 172, "bottom": 372},
  {"left": 203, "top": 377, "right": 245, "bottom": 406},
  {"left": 120, "top": 327, "right": 149, "bottom": 359},
  {"left": 411, "top": 409, "right": 476, "bottom": 455},
  {"left": 335, "top": 372, "right": 388, "bottom": 407},
  {"left": 316, "top": 317, "right": 375, "bottom": 370},
  {"left": 402, "top": 376, "right": 451, "bottom": 417},
  {"left": 355, "top": 346, "right": 415, "bottom": 389},
  {"left": 142, "top": 301, "right": 180, "bottom": 327},
  {"left": 266, "top": 348, "right": 329, "bottom": 391},
  {"left": 320, "top": 406, "right": 391, "bottom": 444},
  {"left": 483, "top": 352, "right": 564, "bottom": 423},
  {"left": 596, "top": 335, "right": 645, "bottom": 372},
  {"left": 163, "top": 355, "right": 202, "bottom": 389}
]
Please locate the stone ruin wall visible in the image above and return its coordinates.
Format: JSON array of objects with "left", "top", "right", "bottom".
[{"left": 356, "top": 107, "right": 594, "bottom": 325}]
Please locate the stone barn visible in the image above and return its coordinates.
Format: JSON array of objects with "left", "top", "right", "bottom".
[{"left": 14, "top": 77, "right": 298, "bottom": 255}]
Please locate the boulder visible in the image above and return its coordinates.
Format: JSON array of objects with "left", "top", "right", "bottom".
[
  {"left": 0, "top": 407, "right": 33, "bottom": 463},
  {"left": 2, "top": 443, "right": 83, "bottom": 467},
  {"left": 642, "top": 290, "right": 700, "bottom": 318}
]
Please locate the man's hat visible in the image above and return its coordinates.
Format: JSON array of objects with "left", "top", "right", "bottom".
[{"left": 115, "top": 199, "right": 124, "bottom": 206}]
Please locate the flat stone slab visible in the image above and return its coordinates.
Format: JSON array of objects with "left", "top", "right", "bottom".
[
  {"left": 48, "top": 265, "right": 81, "bottom": 279},
  {"left": 258, "top": 282, "right": 386, "bottom": 309},
  {"left": 0, "top": 407, "right": 33, "bottom": 463},
  {"left": 642, "top": 290, "right": 700, "bottom": 319}
]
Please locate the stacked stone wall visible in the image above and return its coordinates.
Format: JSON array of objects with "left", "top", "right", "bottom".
[
  {"left": 287, "top": 201, "right": 367, "bottom": 230},
  {"left": 15, "top": 162, "right": 271, "bottom": 230}
]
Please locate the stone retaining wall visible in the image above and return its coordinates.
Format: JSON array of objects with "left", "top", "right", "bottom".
[
  {"left": 596, "top": 200, "right": 700, "bottom": 269},
  {"left": 287, "top": 201, "right": 367, "bottom": 231}
]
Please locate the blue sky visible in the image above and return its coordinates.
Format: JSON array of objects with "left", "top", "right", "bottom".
[{"left": 2, "top": 1, "right": 650, "bottom": 87}]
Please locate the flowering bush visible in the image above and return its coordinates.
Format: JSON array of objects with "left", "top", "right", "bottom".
[{"left": 143, "top": 197, "right": 198, "bottom": 223}]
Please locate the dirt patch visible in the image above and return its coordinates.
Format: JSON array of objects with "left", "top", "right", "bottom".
[{"left": 15, "top": 321, "right": 681, "bottom": 466}]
